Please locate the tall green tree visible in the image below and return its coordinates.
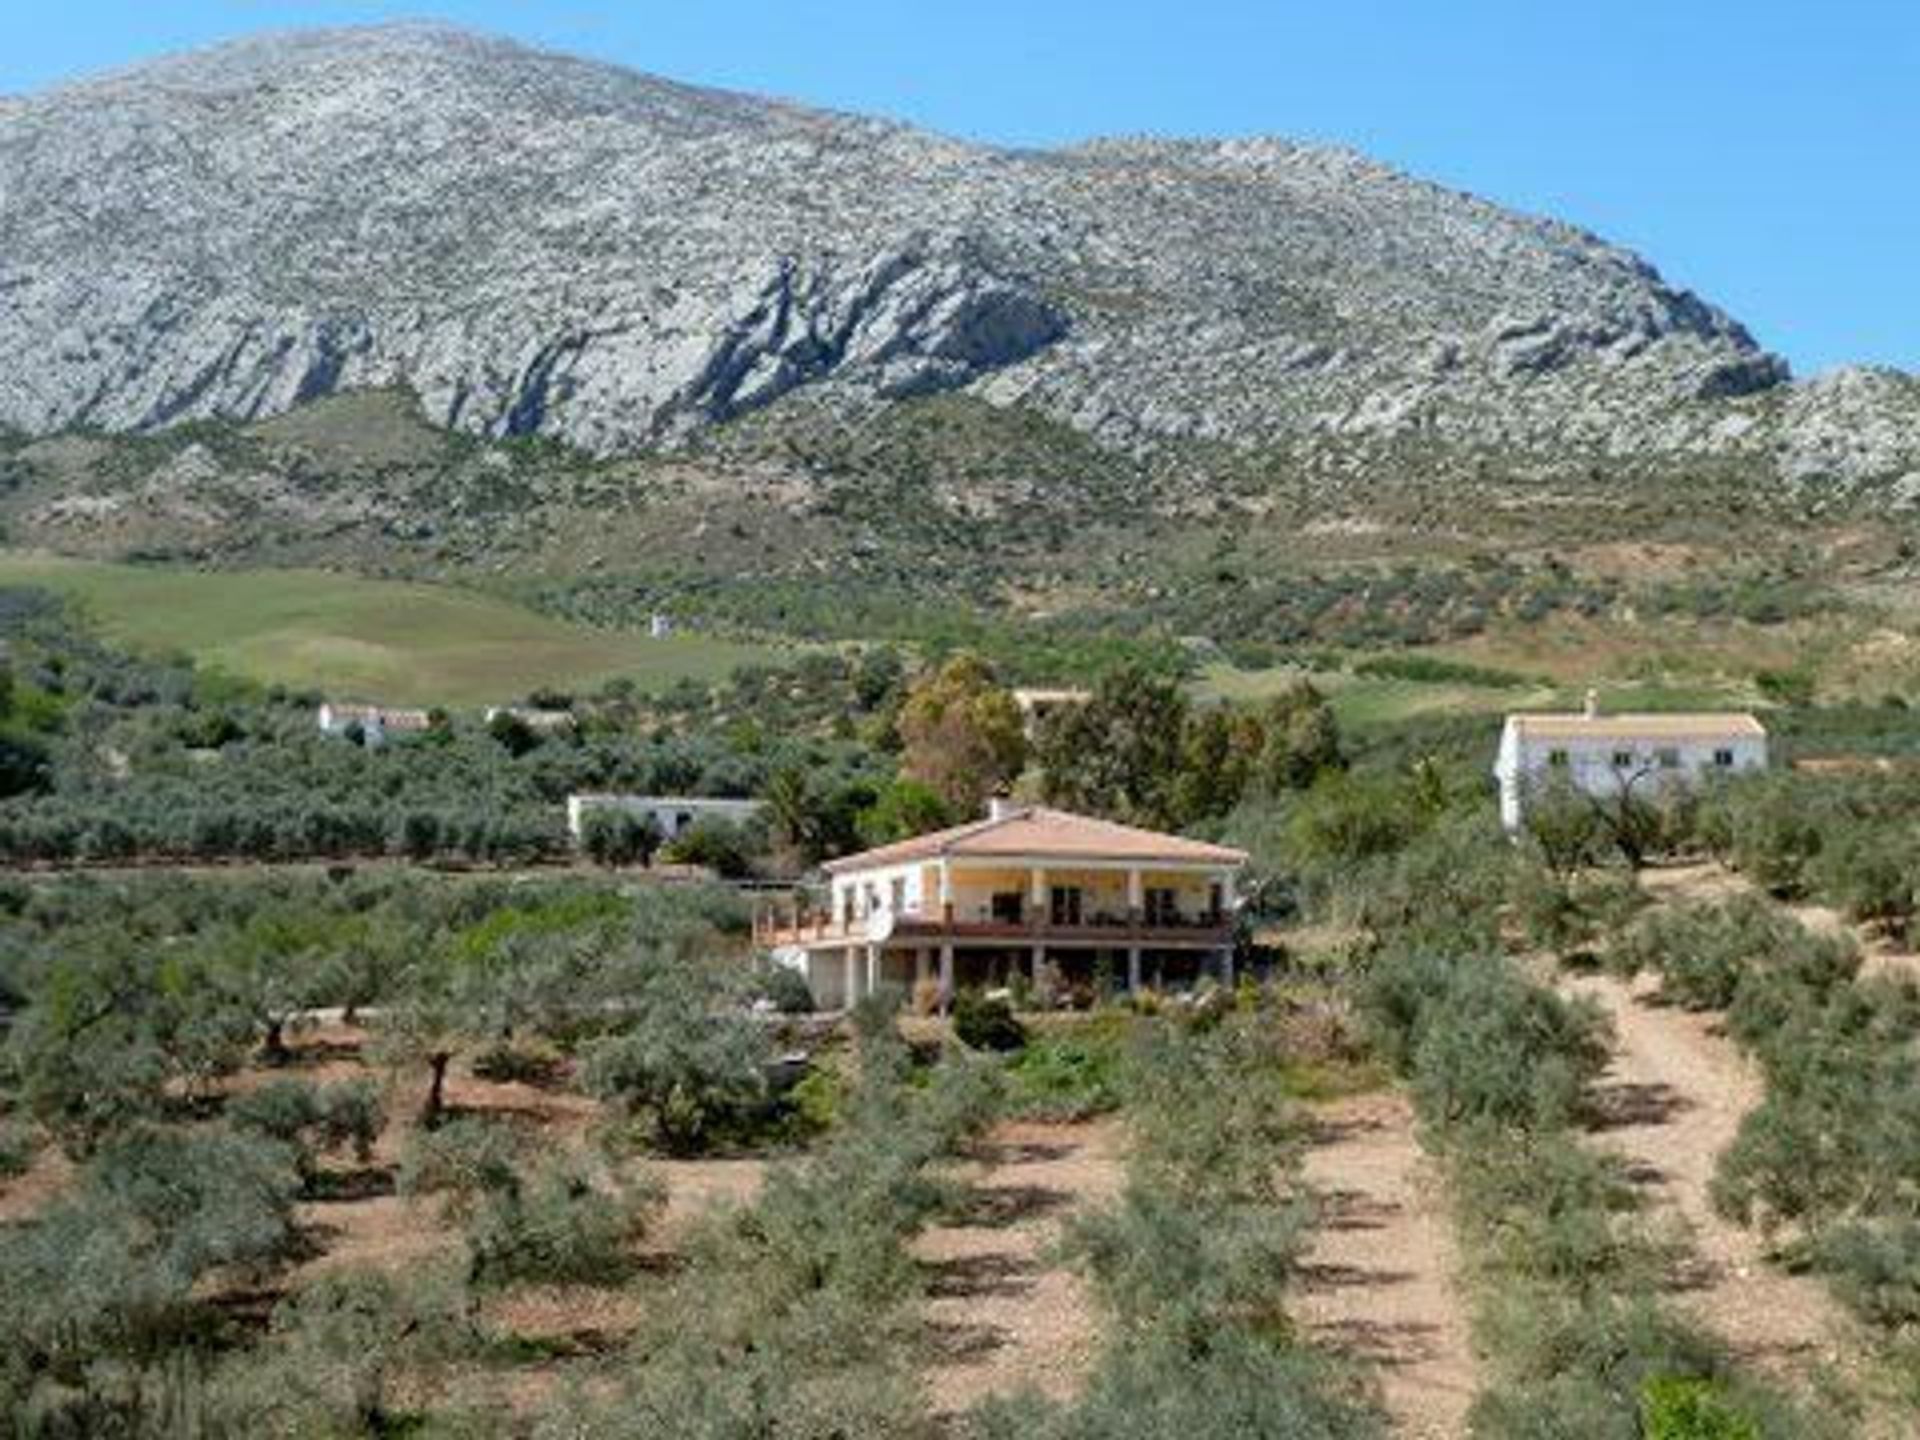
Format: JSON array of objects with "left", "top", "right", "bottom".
[
  {"left": 1036, "top": 665, "right": 1188, "bottom": 827},
  {"left": 897, "top": 654, "right": 1027, "bottom": 816}
]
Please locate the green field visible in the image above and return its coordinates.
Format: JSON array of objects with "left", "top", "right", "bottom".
[{"left": 0, "top": 553, "right": 781, "bottom": 706}]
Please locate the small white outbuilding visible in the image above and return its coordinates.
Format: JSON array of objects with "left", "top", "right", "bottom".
[
  {"left": 565, "top": 794, "right": 762, "bottom": 845},
  {"left": 1493, "top": 692, "right": 1767, "bottom": 832}
]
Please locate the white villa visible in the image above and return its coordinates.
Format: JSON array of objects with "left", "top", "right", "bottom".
[
  {"left": 565, "top": 794, "right": 763, "bottom": 845},
  {"left": 756, "top": 801, "right": 1246, "bottom": 1010},
  {"left": 1493, "top": 693, "right": 1768, "bottom": 831},
  {"left": 316, "top": 702, "right": 434, "bottom": 746}
]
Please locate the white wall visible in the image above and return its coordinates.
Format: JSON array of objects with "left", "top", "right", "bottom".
[
  {"left": 1495, "top": 725, "right": 1767, "bottom": 830},
  {"left": 566, "top": 795, "right": 762, "bottom": 842},
  {"left": 829, "top": 861, "right": 930, "bottom": 924},
  {"left": 828, "top": 859, "right": 1232, "bottom": 926}
]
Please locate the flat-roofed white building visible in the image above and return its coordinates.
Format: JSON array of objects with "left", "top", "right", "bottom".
[
  {"left": 1493, "top": 693, "right": 1767, "bottom": 831},
  {"left": 316, "top": 702, "right": 434, "bottom": 747},
  {"left": 565, "top": 794, "right": 762, "bottom": 845}
]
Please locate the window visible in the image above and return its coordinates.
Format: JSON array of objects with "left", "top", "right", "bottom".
[
  {"left": 889, "top": 877, "right": 906, "bottom": 913},
  {"left": 1144, "top": 887, "right": 1178, "bottom": 926},
  {"left": 1050, "top": 885, "right": 1084, "bottom": 927},
  {"left": 1713, "top": 748, "right": 1736, "bottom": 768},
  {"left": 1207, "top": 882, "right": 1224, "bottom": 924},
  {"left": 1547, "top": 748, "right": 1570, "bottom": 768},
  {"left": 990, "top": 891, "right": 1024, "bottom": 924},
  {"left": 840, "top": 888, "right": 855, "bottom": 925},
  {"left": 1656, "top": 747, "right": 1681, "bottom": 769},
  {"left": 1611, "top": 750, "right": 1636, "bottom": 769}
]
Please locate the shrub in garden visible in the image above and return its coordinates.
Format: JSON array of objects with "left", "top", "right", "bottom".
[
  {"left": 1637, "top": 1376, "right": 1761, "bottom": 1440},
  {"left": 208, "top": 1264, "right": 474, "bottom": 1434},
  {"left": 1362, "top": 949, "right": 1608, "bottom": 1134},
  {"left": 746, "top": 959, "right": 815, "bottom": 1016},
  {"left": 1809, "top": 822, "right": 1920, "bottom": 939},
  {"left": 579, "top": 808, "right": 662, "bottom": 868},
  {"left": 465, "top": 1156, "right": 663, "bottom": 1289},
  {"left": 973, "top": 1326, "right": 1383, "bottom": 1440},
  {"left": 398, "top": 1115, "right": 526, "bottom": 1202},
  {"left": 1409, "top": 960, "right": 1609, "bottom": 1133},
  {"left": 1448, "top": 1129, "right": 1665, "bottom": 1293},
  {"left": 1700, "top": 775, "right": 1828, "bottom": 897},
  {"left": 1469, "top": 1296, "right": 1774, "bottom": 1440},
  {"left": 1721, "top": 932, "right": 1863, "bottom": 1051},
  {"left": 580, "top": 992, "right": 771, "bottom": 1155},
  {"left": 1513, "top": 865, "right": 1644, "bottom": 964},
  {"left": 659, "top": 816, "right": 760, "bottom": 878},
  {"left": 470, "top": 1041, "right": 566, "bottom": 1086},
  {"left": 1004, "top": 1020, "right": 1128, "bottom": 1120},
  {"left": 227, "top": 1077, "right": 384, "bottom": 1189},
  {"left": 0, "top": 1118, "right": 34, "bottom": 1178},
  {"left": 0, "top": 1125, "right": 303, "bottom": 1419},
  {"left": 1712, "top": 984, "right": 1920, "bottom": 1233},
  {"left": 1813, "top": 1219, "right": 1920, "bottom": 1329},
  {"left": 1608, "top": 895, "right": 1845, "bottom": 1014},
  {"left": 952, "top": 990, "right": 1026, "bottom": 1052}
]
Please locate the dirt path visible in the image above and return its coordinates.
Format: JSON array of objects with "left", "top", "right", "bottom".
[
  {"left": 1295, "top": 1092, "right": 1477, "bottom": 1440},
  {"left": 914, "top": 1119, "right": 1124, "bottom": 1417},
  {"left": 1559, "top": 969, "right": 1859, "bottom": 1377}
]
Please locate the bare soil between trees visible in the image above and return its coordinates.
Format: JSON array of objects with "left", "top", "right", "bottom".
[
  {"left": 915, "top": 1119, "right": 1125, "bottom": 1416},
  {"left": 1561, "top": 967, "right": 1860, "bottom": 1379},
  {"left": 1296, "top": 1091, "right": 1477, "bottom": 1440}
]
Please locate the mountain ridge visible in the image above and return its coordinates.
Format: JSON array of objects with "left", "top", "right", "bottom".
[{"left": 0, "top": 23, "right": 1914, "bottom": 499}]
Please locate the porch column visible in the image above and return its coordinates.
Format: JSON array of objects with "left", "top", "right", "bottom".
[
  {"left": 938, "top": 944, "right": 955, "bottom": 1014},
  {"left": 938, "top": 860, "right": 954, "bottom": 925},
  {"left": 1219, "top": 947, "right": 1235, "bottom": 988},
  {"left": 1126, "top": 867, "right": 1144, "bottom": 924},
  {"left": 1030, "top": 866, "right": 1048, "bottom": 928},
  {"left": 1030, "top": 943, "right": 1046, "bottom": 987},
  {"left": 1127, "top": 946, "right": 1142, "bottom": 992},
  {"left": 866, "top": 944, "right": 880, "bottom": 998},
  {"left": 915, "top": 948, "right": 931, "bottom": 985},
  {"left": 843, "top": 946, "right": 860, "bottom": 1010}
]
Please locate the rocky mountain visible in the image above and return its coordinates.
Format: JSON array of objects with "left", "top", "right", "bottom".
[{"left": 0, "top": 22, "right": 1916, "bottom": 498}]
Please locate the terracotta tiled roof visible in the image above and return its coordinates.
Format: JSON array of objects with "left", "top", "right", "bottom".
[
  {"left": 1506, "top": 712, "right": 1766, "bottom": 741},
  {"left": 822, "top": 806, "right": 1246, "bottom": 873}
]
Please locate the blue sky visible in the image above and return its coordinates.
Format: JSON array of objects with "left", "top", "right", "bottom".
[{"left": 5, "top": 2, "right": 1914, "bottom": 376}]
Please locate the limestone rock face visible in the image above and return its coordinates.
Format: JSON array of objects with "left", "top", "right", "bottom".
[{"left": 0, "top": 23, "right": 1914, "bottom": 490}]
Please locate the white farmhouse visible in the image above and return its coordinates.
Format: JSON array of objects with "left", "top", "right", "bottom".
[
  {"left": 1493, "top": 692, "right": 1767, "bottom": 831},
  {"left": 316, "top": 702, "right": 433, "bottom": 747},
  {"left": 565, "top": 794, "right": 763, "bottom": 845}
]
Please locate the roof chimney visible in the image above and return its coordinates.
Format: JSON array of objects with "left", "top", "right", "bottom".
[
  {"left": 987, "top": 796, "right": 1021, "bottom": 822},
  {"left": 1583, "top": 688, "right": 1600, "bottom": 720}
]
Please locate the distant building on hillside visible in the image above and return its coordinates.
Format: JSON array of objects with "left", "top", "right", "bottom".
[
  {"left": 1493, "top": 692, "right": 1767, "bottom": 832},
  {"left": 316, "top": 702, "right": 434, "bottom": 747},
  {"left": 649, "top": 612, "right": 674, "bottom": 639},
  {"left": 1011, "top": 687, "right": 1092, "bottom": 739},
  {"left": 565, "top": 794, "right": 762, "bottom": 846},
  {"left": 484, "top": 706, "right": 577, "bottom": 736}
]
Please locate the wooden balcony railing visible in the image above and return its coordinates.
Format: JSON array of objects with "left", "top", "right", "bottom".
[{"left": 753, "top": 907, "right": 1231, "bottom": 949}]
